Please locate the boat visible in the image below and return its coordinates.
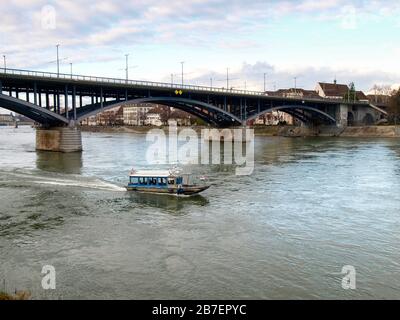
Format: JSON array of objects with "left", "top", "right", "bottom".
[{"left": 126, "top": 167, "right": 210, "bottom": 195}]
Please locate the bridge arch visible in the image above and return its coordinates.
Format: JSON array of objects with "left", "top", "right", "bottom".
[
  {"left": 75, "top": 97, "right": 243, "bottom": 127},
  {"left": 0, "top": 93, "right": 69, "bottom": 126},
  {"left": 362, "top": 113, "right": 374, "bottom": 125},
  {"left": 246, "top": 105, "right": 337, "bottom": 125},
  {"left": 348, "top": 111, "right": 355, "bottom": 126}
]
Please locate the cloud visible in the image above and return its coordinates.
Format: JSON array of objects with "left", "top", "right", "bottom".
[
  {"left": 188, "top": 61, "right": 399, "bottom": 92},
  {"left": 0, "top": 0, "right": 399, "bottom": 89}
]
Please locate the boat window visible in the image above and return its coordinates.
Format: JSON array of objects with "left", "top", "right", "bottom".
[
  {"left": 158, "top": 178, "right": 167, "bottom": 186},
  {"left": 168, "top": 178, "right": 175, "bottom": 185},
  {"left": 148, "top": 178, "right": 157, "bottom": 185},
  {"left": 139, "top": 177, "right": 147, "bottom": 185},
  {"left": 176, "top": 177, "right": 183, "bottom": 184},
  {"left": 182, "top": 175, "right": 190, "bottom": 185},
  {"left": 130, "top": 177, "right": 139, "bottom": 184}
]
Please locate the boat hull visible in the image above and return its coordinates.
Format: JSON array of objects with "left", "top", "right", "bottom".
[{"left": 125, "top": 185, "right": 210, "bottom": 195}]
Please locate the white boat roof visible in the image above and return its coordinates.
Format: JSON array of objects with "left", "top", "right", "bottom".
[{"left": 129, "top": 170, "right": 175, "bottom": 177}]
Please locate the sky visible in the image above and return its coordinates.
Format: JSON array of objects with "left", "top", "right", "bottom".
[{"left": 0, "top": 0, "right": 399, "bottom": 94}]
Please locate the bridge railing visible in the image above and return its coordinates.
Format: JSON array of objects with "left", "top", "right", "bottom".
[
  {"left": 0, "top": 67, "right": 370, "bottom": 105},
  {"left": 0, "top": 67, "right": 267, "bottom": 96}
]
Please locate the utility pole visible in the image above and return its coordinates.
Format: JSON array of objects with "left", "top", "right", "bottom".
[
  {"left": 263, "top": 73, "right": 266, "bottom": 92},
  {"left": 180, "top": 61, "right": 184, "bottom": 86},
  {"left": 70, "top": 63, "right": 73, "bottom": 78},
  {"left": 227, "top": 68, "right": 229, "bottom": 90},
  {"left": 56, "top": 44, "right": 60, "bottom": 77},
  {"left": 3, "top": 55, "right": 6, "bottom": 71},
  {"left": 125, "top": 54, "right": 129, "bottom": 81}
]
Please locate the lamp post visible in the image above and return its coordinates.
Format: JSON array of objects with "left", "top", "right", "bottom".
[
  {"left": 180, "top": 61, "right": 184, "bottom": 86},
  {"left": 70, "top": 63, "right": 72, "bottom": 78},
  {"left": 226, "top": 68, "right": 229, "bottom": 90},
  {"left": 56, "top": 44, "right": 60, "bottom": 77},
  {"left": 263, "top": 73, "right": 266, "bottom": 92},
  {"left": 125, "top": 54, "right": 129, "bottom": 81},
  {"left": 3, "top": 55, "right": 6, "bottom": 71}
]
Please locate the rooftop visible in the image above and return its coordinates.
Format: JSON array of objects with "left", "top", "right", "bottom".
[
  {"left": 129, "top": 169, "right": 185, "bottom": 177},
  {"left": 317, "top": 82, "right": 349, "bottom": 97}
]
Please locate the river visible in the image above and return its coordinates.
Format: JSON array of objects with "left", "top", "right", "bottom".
[{"left": 1, "top": 126, "right": 400, "bottom": 299}]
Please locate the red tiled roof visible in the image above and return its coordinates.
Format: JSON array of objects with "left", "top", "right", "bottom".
[{"left": 318, "top": 82, "right": 349, "bottom": 97}]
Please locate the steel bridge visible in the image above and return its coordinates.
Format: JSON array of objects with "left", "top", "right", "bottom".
[{"left": 0, "top": 68, "right": 380, "bottom": 128}]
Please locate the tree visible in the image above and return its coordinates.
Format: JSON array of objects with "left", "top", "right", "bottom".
[
  {"left": 388, "top": 89, "right": 400, "bottom": 125},
  {"left": 343, "top": 82, "right": 357, "bottom": 102},
  {"left": 147, "top": 105, "right": 169, "bottom": 125}
]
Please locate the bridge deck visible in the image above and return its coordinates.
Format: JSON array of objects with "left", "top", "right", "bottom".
[
  {"left": 0, "top": 68, "right": 378, "bottom": 127},
  {"left": 0, "top": 68, "right": 369, "bottom": 105}
]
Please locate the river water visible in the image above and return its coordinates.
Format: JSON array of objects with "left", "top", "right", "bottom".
[{"left": 0, "top": 126, "right": 400, "bottom": 299}]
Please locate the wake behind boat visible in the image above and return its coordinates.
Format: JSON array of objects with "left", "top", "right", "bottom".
[{"left": 126, "top": 168, "right": 210, "bottom": 195}]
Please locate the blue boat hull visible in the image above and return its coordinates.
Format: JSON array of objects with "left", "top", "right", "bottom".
[{"left": 125, "top": 185, "right": 210, "bottom": 195}]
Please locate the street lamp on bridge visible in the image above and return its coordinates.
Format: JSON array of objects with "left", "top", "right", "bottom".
[
  {"left": 180, "top": 61, "right": 184, "bottom": 86},
  {"left": 56, "top": 44, "right": 60, "bottom": 77},
  {"left": 226, "top": 68, "right": 229, "bottom": 90},
  {"left": 264, "top": 73, "right": 267, "bottom": 92},
  {"left": 125, "top": 54, "right": 129, "bottom": 81},
  {"left": 3, "top": 55, "right": 6, "bottom": 71}
]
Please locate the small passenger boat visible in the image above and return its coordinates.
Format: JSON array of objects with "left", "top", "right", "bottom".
[{"left": 126, "top": 168, "right": 210, "bottom": 195}]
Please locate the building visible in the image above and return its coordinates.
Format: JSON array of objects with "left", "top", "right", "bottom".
[
  {"left": 273, "top": 88, "right": 321, "bottom": 99},
  {"left": 315, "top": 81, "right": 349, "bottom": 99},
  {"left": 253, "top": 111, "right": 293, "bottom": 126},
  {"left": 316, "top": 81, "right": 368, "bottom": 102},
  {"left": 95, "top": 106, "right": 123, "bottom": 126},
  {"left": 0, "top": 113, "right": 16, "bottom": 125},
  {"left": 0, "top": 113, "right": 15, "bottom": 123},
  {"left": 145, "top": 113, "right": 163, "bottom": 126},
  {"left": 81, "top": 116, "right": 97, "bottom": 126},
  {"left": 80, "top": 103, "right": 154, "bottom": 126},
  {"left": 123, "top": 104, "right": 153, "bottom": 126},
  {"left": 167, "top": 109, "right": 192, "bottom": 126},
  {"left": 355, "top": 91, "right": 369, "bottom": 102}
]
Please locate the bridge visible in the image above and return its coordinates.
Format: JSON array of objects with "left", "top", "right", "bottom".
[{"left": 0, "top": 68, "right": 385, "bottom": 152}]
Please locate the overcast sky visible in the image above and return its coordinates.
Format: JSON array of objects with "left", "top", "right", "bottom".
[{"left": 1, "top": 0, "right": 399, "bottom": 93}]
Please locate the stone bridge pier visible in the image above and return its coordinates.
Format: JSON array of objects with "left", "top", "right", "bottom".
[
  {"left": 36, "top": 126, "right": 82, "bottom": 152},
  {"left": 336, "top": 104, "right": 349, "bottom": 127}
]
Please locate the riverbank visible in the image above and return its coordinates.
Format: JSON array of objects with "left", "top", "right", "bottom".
[
  {"left": 0, "top": 291, "right": 30, "bottom": 300},
  {"left": 80, "top": 125, "right": 400, "bottom": 138}
]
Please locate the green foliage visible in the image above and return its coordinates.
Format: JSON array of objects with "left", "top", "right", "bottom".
[
  {"left": 192, "top": 118, "right": 207, "bottom": 126},
  {"left": 343, "top": 82, "right": 357, "bottom": 102}
]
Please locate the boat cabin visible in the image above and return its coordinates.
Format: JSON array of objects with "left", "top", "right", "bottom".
[
  {"left": 128, "top": 170, "right": 184, "bottom": 188},
  {"left": 126, "top": 169, "right": 209, "bottom": 195}
]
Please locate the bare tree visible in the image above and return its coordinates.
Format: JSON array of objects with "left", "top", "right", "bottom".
[{"left": 388, "top": 89, "right": 400, "bottom": 125}]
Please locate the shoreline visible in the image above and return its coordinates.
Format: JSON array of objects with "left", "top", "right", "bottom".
[{"left": 80, "top": 125, "right": 400, "bottom": 138}]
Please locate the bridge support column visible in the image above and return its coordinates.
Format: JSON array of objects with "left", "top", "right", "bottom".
[
  {"left": 337, "top": 104, "right": 348, "bottom": 127},
  {"left": 36, "top": 127, "right": 82, "bottom": 153}
]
